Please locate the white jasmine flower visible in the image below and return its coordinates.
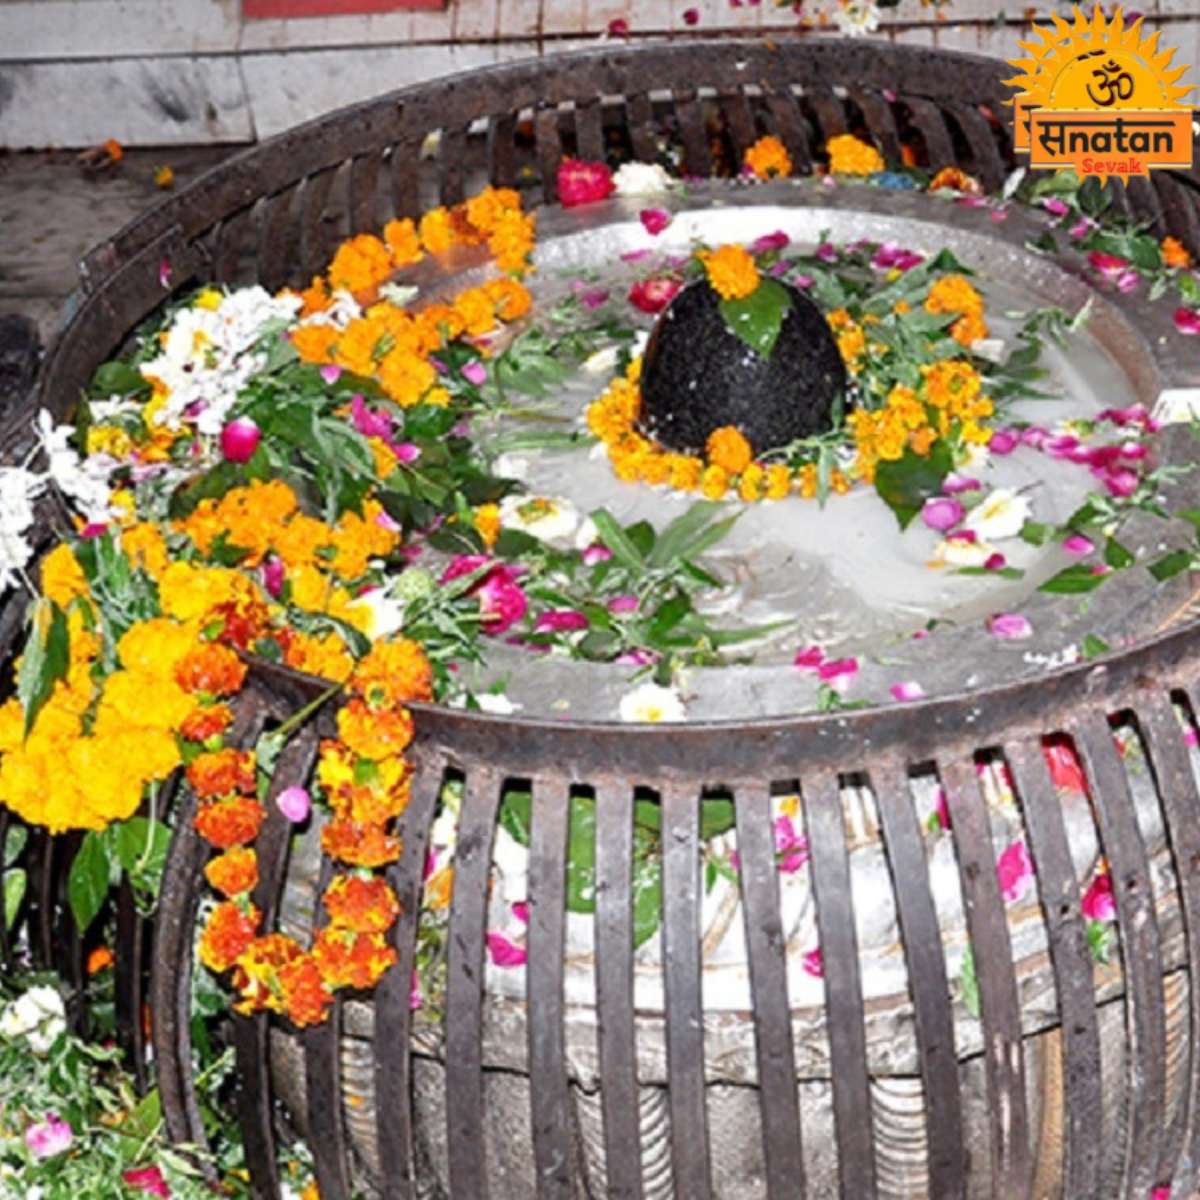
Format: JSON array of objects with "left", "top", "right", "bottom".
[
  {"left": 619, "top": 681, "right": 686, "bottom": 723},
  {"left": 831, "top": 0, "right": 881, "bottom": 37},
  {"left": 499, "top": 493, "right": 580, "bottom": 546},
  {"left": 964, "top": 488, "right": 1031, "bottom": 541},
  {"left": 348, "top": 586, "right": 406, "bottom": 639},
  {"left": 612, "top": 161, "right": 676, "bottom": 197},
  {"left": 0, "top": 985, "right": 66, "bottom": 1053},
  {"left": 36, "top": 410, "right": 112, "bottom": 523}
]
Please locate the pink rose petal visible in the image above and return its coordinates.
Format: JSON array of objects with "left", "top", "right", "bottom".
[
  {"left": 462, "top": 360, "right": 487, "bottom": 386},
  {"left": 802, "top": 947, "right": 823, "bottom": 978},
  {"left": 1175, "top": 307, "right": 1200, "bottom": 335},
  {"left": 794, "top": 645, "right": 824, "bottom": 670},
  {"left": 639, "top": 207, "right": 672, "bottom": 236},
  {"left": 921, "top": 496, "right": 964, "bottom": 532},
  {"left": 276, "top": 786, "right": 311, "bottom": 823},
  {"left": 891, "top": 681, "right": 925, "bottom": 702},
  {"left": 997, "top": 840, "right": 1034, "bottom": 904},
  {"left": 1081, "top": 871, "right": 1116, "bottom": 922},
  {"left": 1063, "top": 534, "right": 1094, "bottom": 557},
  {"left": 319, "top": 363, "right": 342, "bottom": 384},
  {"left": 989, "top": 612, "right": 1032, "bottom": 640},
  {"left": 487, "top": 932, "right": 527, "bottom": 967}
]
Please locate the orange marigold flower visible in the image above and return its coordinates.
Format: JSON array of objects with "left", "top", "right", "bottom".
[
  {"left": 208, "top": 594, "right": 271, "bottom": 652},
  {"left": 232, "top": 932, "right": 303, "bottom": 1014},
  {"left": 464, "top": 186, "right": 522, "bottom": 234},
  {"left": 700, "top": 464, "right": 730, "bottom": 500},
  {"left": 312, "top": 927, "right": 397, "bottom": 991},
  {"left": 826, "top": 133, "right": 885, "bottom": 176},
  {"left": 951, "top": 310, "right": 988, "bottom": 347},
  {"left": 925, "top": 274, "right": 983, "bottom": 318},
  {"left": 929, "top": 167, "right": 982, "bottom": 195},
  {"left": 1163, "top": 236, "right": 1193, "bottom": 269},
  {"left": 744, "top": 135, "right": 792, "bottom": 180},
  {"left": 199, "top": 900, "right": 261, "bottom": 973},
  {"left": 452, "top": 286, "right": 497, "bottom": 338},
  {"left": 701, "top": 245, "right": 759, "bottom": 301},
  {"left": 474, "top": 502, "right": 500, "bottom": 548},
  {"left": 424, "top": 864, "right": 453, "bottom": 911},
  {"left": 383, "top": 217, "right": 424, "bottom": 268},
  {"left": 321, "top": 818, "right": 402, "bottom": 868},
  {"left": 279, "top": 954, "right": 334, "bottom": 1027},
  {"left": 324, "top": 874, "right": 401, "bottom": 933},
  {"left": 336, "top": 698, "right": 414, "bottom": 760},
  {"left": 175, "top": 642, "right": 247, "bottom": 696},
  {"left": 349, "top": 639, "right": 433, "bottom": 708},
  {"left": 189, "top": 748, "right": 258, "bottom": 799},
  {"left": 86, "top": 946, "right": 114, "bottom": 975},
  {"left": 705, "top": 426, "right": 754, "bottom": 475},
  {"left": 204, "top": 846, "right": 259, "bottom": 898},
  {"left": 121, "top": 522, "right": 169, "bottom": 578},
  {"left": 419, "top": 207, "right": 456, "bottom": 255},
  {"left": 180, "top": 702, "right": 235, "bottom": 743},
  {"left": 482, "top": 276, "right": 533, "bottom": 322},
  {"left": 40, "top": 544, "right": 89, "bottom": 608},
  {"left": 291, "top": 323, "right": 338, "bottom": 365},
  {"left": 327, "top": 233, "right": 394, "bottom": 296},
  {"left": 299, "top": 275, "right": 332, "bottom": 317},
  {"left": 194, "top": 796, "right": 265, "bottom": 849}
]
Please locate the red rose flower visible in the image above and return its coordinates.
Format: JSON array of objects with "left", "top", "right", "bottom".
[
  {"left": 557, "top": 158, "right": 615, "bottom": 208},
  {"left": 122, "top": 1166, "right": 171, "bottom": 1197},
  {"left": 1042, "top": 735, "right": 1086, "bottom": 793},
  {"left": 629, "top": 276, "right": 682, "bottom": 314}
]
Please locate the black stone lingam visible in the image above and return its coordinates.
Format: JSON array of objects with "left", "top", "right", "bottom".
[{"left": 640, "top": 280, "right": 846, "bottom": 456}]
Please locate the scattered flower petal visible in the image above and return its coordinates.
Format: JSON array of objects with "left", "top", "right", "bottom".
[
  {"left": 891, "top": 681, "right": 925, "bottom": 702},
  {"left": 997, "top": 840, "right": 1034, "bottom": 904},
  {"left": 988, "top": 612, "right": 1032, "bottom": 640}
]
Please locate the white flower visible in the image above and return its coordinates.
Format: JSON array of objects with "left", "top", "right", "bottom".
[
  {"left": 964, "top": 488, "right": 1031, "bottom": 541},
  {"left": 831, "top": 0, "right": 880, "bottom": 37},
  {"left": 574, "top": 517, "right": 599, "bottom": 550},
  {"left": 612, "top": 161, "right": 676, "bottom": 197},
  {"left": 930, "top": 537, "right": 996, "bottom": 569},
  {"left": 619, "top": 681, "right": 686, "bottom": 723},
  {"left": 0, "top": 985, "right": 66, "bottom": 1053},
  {"left": 1155, "top": 387, "right": 1200, "bottom": 425},
  {"left": 475, "top": 692, "right": 521, "bottom": 715},
  {"left": 348, "top": 586, "right": 406, "bottom": 639},
  {"left": 970, "top": 337, "right": 1006, "bottom": 363},
  {"left": 499, "top": 494, "right": 580, "bottom": 546},
  {"left": 492, "top": 453, "right": 529, "bottom": 481},
  {"left": 36, "top": 410, "right": 113, "bottom": 523},
  {"left": 582, "top": 346, "right": 622, "bottom": 376}
]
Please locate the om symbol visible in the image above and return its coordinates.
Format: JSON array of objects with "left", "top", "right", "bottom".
[{"left": 1087, "top": 59, "right": 1135, "bottom": 106}]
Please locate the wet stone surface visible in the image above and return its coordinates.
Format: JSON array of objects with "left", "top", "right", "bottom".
[{"left": 639, "top": 279, "right": 846, "bottom": 456}]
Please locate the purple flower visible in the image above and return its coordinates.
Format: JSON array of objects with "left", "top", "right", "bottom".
[
  {"left": 533, "top": 609, "right": 589, "bottom": 633},
  {"left": 620, "top": 248, "right": 652, "bottom": 263},
  {"left": 394, "top": 442, "right": 421, "bottom": 465},
  {"left": 774, "top": 817, "right": 810, "bottom": 873},
  {"left": 1063, "top": 533, "right": 1094, "bottom": 556},
  {"left": 750, "top": 230, "right": 790, "bottom": 254},
  {"left": 276, "top": 786, "right": 311, "bottom": 823},
  {"left": 872, "top": 242, "right": 923, "bottom": 271},
  {"left": 220, "top": 417, "right": 261, "bottom": 463},
  {"left": 319, "top": 363, "right": 342, "bottom": 384},
  {"left": 461, "top": 360, "right": 487, "bottom": 386},
  {"left": 639, "top": 208, "right": 672, "bottom": 236},
  {"left": 996, "top": 840, "right": 1034, "bottom": 904},
  {"left": 890, "top": 681, "right": 925, "bottom": 702},
  {"left": 1175, "top": 307, "right": 1200, "bottom": 336},
  {"left": 1068, "top": 216, "right": 1095, "bottom": 240},
  {"left": 815, "top": 242, "right": 838, "bottom": 264},
  {"left": 577, "top": 285, "right": 610, "bottom": 310},
  {"left": 607, "top": 593, "right": 639, "bottom": 614},
  {"left": 262, "top": 555, "right": 285, "bottom": 598},
  {"left": 792, "top": 273, "right": 814, "bottom": 289},
  {"left": 921, "top": 496, "right": 964, "bottom": 532},
  {"left": 1115, "top": 269, "right": 1140, "bottom": 294},
  {"left": 615, "top": 648, "right": 659, "bottom": 666},
  {"left": 512, "top": 900, "right": 530, "bottom": 925},
  {"left": 988, "top": 429, "right": 1019, "bottom": 455},
  {"left": 1042, "top": 197, "right": 1070, "bottom": 217},
  {"left": 487, "top": 932, "right": 527, "bottom": 967},
  {"left": 988, "top": 612, "right": 1032, "bottom": 640},
  {"left": 26, "top": 1115, "right": 73, "bottom": 1159}
]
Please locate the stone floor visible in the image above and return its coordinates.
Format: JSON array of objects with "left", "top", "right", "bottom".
[{"left": 0, "top": 144, "right": 233, "bottom": 343}]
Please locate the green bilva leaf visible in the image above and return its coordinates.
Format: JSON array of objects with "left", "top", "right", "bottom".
[
  {"left": 17, "top": 600, "right": 70, "bottom": 738},
  {"left": 1039, "top": 563, "right": 1109, "bottom": 594},
  {"left": 1104, "top": 537, "right": 1134, "bottom": 570},
  {"left": 565, "top": 796, "right": 597, "bottom": 913},
  {"left": 113, "top": 817, "right": 172, "bottom": 885},
  {"left": 3, "top": 868, "right": 25, "bottom": 930},
  {"left": 1081, "top": 633, "right": 1111, "bottom": 660},
  {"left": 873, "top": 441, "right": 954, "bottom": 530},
  {"left": 589, "top": 509, "right": 645, "bottom": 571},
  {"left": 719, "top": 277, "right": 790, "bottom": 359},
  {"left": 1150, "top": 550, "right": 1195, "bottom": 582},
  {"left": 68, "top": 830, "right": 111, "bottom": 933},
  {"left": 959, "top": 943, "right": 981, "bottom": 1019},
  {"left": 700, "top": 797, "right": 736, "bottom": 841}
]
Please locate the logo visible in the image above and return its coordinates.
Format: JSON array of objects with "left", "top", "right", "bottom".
[{"left": 1007, "top": 4, "right": 1194, "bottom": 181}]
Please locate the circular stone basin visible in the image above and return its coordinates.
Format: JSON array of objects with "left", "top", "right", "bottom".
[
  {"left": 639, "top": 279, "right": 846, "bottom": 455},
  {"left": 424, "top": 183, "right": 1194, "bottom": 722}
]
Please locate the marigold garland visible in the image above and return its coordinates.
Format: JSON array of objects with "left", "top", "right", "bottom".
[{"left": 744, "top": 135, "right": 792, "bottom": 180}]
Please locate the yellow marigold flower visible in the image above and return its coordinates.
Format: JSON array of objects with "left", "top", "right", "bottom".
[
  {"left": 117, "top": 617, "right": 199, "bottom": 678},
  {"left": 285, "top": 630, "right": 354, "bottom": 683},
  {"left": 370, "top": 437, "right": 399, "bottom": 480},
  {"left": 667, "top": 455, "right": 703, "bottom": 492},
  {"left": 452, "top": 286, "right": 497, "bottom": 338},
  {"left": 1163, "top": 237, "right": 1192, "bottom": 270},
  {"left": 706, "top": 426, "right": 754, "bottom": 475},
  {"left": 0, "top": 699, "right": 23, "bottom": 756},
  {"left": 419, "top": 207, "right": 456, "bottom": 255},
  {"left": 194, "top": 288, "right": 222, "bottom": 311},
  {"left": 894, "top": 299, "right": 911, "bottom": 315},
  {"left": 951, "top": 311, "right": 988, "bottom": 347},
  {"left": 299, "top": 275, "right": 331, "bottom": 317},
  {"left": 333, "top": 316, "right": 388, "bottom": 377},
  {"left": 86, "top": 424, "right": 132, "bottom": 459},
  {"left": 425, "top": 865, "right": 454, "bottom": 911},
  {"left": 925, "top": 274, "right": 983, "bottom": 318},
  {"left": 475, "top": 503, "right": 500, "bottom": 548},
  {"left": 329, "top": 502, "right": 400, "bottom": 581},
  {"left": 482, "top": 276, "right": 533, "bottom": 321},
  {"left": 465, "top": 186, "right": 522, "bottom": 234},
  {"left": 350, "top": 638, "right": 433, "bottom": 708},
  {"left": 835, "top": 324, "right": 866, "bottom": 369},
  {"left": 798, "top": 464, "right": 818, "bottom": 499},
  {"left": 488, "top": 209, "right": 537, "bottom": 276},
  {"left": 328, "top": 234, "right": 394, "bottom": 296},
  {"left": 39, "top": 544, "right": 88, "bottom": 608},
  {"left": 121, "top": 522, "right": 169, "bottom": 578},
  {"left": 291, "top": 323, "right": 337, "bottom": 365},
  {"left": 700, "top": 464, "right": 730, "bottom": 500},
  {"left": 764, "top": 464, "right": 792, "bottom": 500},
  {"left": 94, "top": 670, "right": 194, "bottom": 734},
  {"left": 738, "top": 462, "right": 766, "bottom": 502},
  {"left": 909, "top": 427, "right": 937, "bottom": 456},
  {"left": 378, "top": 350, "right": 437, "bottom": 408},
  {"left": 424, "top": 386, "right": 451, "bottom": 408},
  {"left": 274, "top": 512, "right": 333, "bottom": 571},
  {"left": 826, "top": 134, "right": 885, "bottom": 176},
  {"left": 158, "top": 562, "right": 253, "bottom": 623},
  {"left": 337, "top": 697, "right": 414, "bottom": 761},
  {"left": 383, "top": 217, "right": 423, "bottom": 268},
  {"left": 744, "top": 135, "right": 792, "bottom": 180},
  {"left": 701, "top": 245, "right": 760, "bottom": 301}
]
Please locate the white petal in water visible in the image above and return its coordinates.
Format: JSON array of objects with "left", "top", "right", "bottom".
[
  {"left": 1155, "top": 388, "right": 1200, "bottom": 425},
  {"left": 963, "top": 488, "right": 1031, "bottom": 541}
]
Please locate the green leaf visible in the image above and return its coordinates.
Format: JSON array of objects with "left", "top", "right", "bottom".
[
  {"left": 90, "top": 360, "right": 150, "bottom": 399},
  {"left": 1086, "top": 919, "right": 1114, "bottom": 965},
  {"left": 960, "top": 943, "right": 980, "bottom": 1019},
  {"left": 873, "top": 442, "right": 954, "bottom": 530},
  {"left": 3, "top": 824, "right": 27, "bottom": 868},
  {"left": 1081, "top": 633, "right": 1110, "bottom": 660},
  {"left": 718, "top": 277, "right": 790, "bottom": 359},
  {"left": 632, "top": 853, "right": 662, "bottom": 948},
  {"left": 499, "top": 788, "right": 532, "bottom": 846},
  {"left": 17, "top": 601, "right": 70, "bottom": 738},
  {"left": 494, "top": 529, "right": 541, "bottom": 559},
  {"left": 1020, "top": 520, "right": 1052, "bottom": 547},
  {"left": 68, "top": 831, "right": 111, "bottom": 933},
  {"left": 565, "top": 797, "right": 597, "bottom": 913},
  {"left": 113, "top": 817, "right": 172, "bottom": 884},
  {"left": 647, "top": 593, "right": 693, "bottom": 643},
  {"left": 1104, "top": 538, "right": 1134, "bottom": 570},
  {"left": 1149, "top": 550, "right": 1194, "bottom": 582},
  {"left": 700, "top": 798, "right": 736, "bottom": 840},
  {"left": 3, "top": 868, "right": 25, "bottom": 929},
  {"left": 626, "top": 521, "right": 657, "bottom": 560},
  {"left": 1039, "top": 564, "right": 1109, "bottom": 594},
  {"left": 589, "top": 509, "right": 645, "bottom": 570}
]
